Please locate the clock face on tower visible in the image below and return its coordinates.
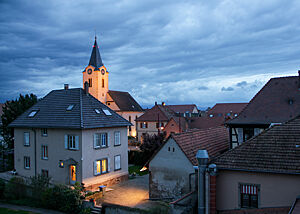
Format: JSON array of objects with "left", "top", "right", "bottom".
[
  {"left": 87, "top": 68, "right": 92, "bottom": 74},
  {"left": 101, "top": 69, "right": 105, "bottom": 75}
]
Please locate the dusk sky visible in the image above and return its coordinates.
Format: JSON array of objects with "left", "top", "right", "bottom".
[{"left": 1, "top": 0, "right": 300, "bottom": 109}]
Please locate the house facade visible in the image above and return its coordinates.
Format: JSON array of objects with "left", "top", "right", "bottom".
[
  {"left": 213, "top": 115, "right": 300, "bottom": 213},
  {"left": 82, "top": 37, "right": 143, "bottom": 137},
  {"left": 149, "top": 126, "right": 229, "bottom": 199},
  {"left": 227, "top": 73, "right": 300, "bottom": 149},
  {"left": 10, "top": 87, "right": 131, "bottom": 189}
]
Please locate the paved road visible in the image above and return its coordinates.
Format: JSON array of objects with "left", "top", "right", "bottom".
[
  {"left": 0, "top": 202, "right": 65, "bottom": 214},
  {"left": 97, "top": 174, "right": 161, "bottom": 210}
]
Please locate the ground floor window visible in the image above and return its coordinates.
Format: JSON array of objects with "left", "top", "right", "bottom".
[
  {"left": 94, "top": 158, "right": 108, "bottom": 175},
  {"left": 24, "top": 156, "right": 30, "bottom": 169},
  {"left": 240, "top": 184, "right": 259, "bottom": 208},
  {"left": 114, "top": 155, "right": 121, "bottom": 170},
  {"left": 41, "top": 169, "right": 49, "bottom": 178}
]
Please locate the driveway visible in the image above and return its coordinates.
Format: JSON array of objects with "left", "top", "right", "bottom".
[{"left": 97, "top": 174, "right": 161, "bottom": 210}]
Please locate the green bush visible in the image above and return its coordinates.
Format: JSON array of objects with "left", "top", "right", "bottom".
[
  {"left": 42, "top": 184, "right": 82, "bottom": 214},
  {"left": 5, "top": 177, "right": 26, "bottom": 200},
  {"left": 0, "top": 179, "right": 5, "bottom": 199}
]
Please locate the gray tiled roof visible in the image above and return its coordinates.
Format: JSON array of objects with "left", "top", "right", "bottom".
[
  {"left": 89, "top": 39, "right": 103, "bottom": 69},
  {"left": 108, "top": 90, "right": 143, "bottom": 112},
  {"left": 9, "top": 88, "right": 131, "bottom": 129}
]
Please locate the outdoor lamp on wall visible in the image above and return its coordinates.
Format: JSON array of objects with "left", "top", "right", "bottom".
[{"left": 59, "top": 160, "right": 64, "bottom": 168}]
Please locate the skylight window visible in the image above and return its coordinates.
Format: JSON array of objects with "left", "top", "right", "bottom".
[
  {"left": 28, "top": 110, "right": 38, "bottom": 117},
  {"left": 67, "top": 105, "right": 74, "bottom": 111},
  {"left": 103, "top": 109, "right": 112, "bottom": 116},
  {"left": 95, "top": 109, "right": 101, "bottom": 114}
]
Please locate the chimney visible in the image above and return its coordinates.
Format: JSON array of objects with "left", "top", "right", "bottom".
[
  {"left": 64, "top": 84, "right": 69, "bottom": 90},
  {"left": 84, "top": 81, "right": 89, "bottom": 94},
  {"left": 162, "top": 102, "right": 165, "bottom": 106},
  {"left": 155, "top": 101, "right": 157, "bottom": 105}
]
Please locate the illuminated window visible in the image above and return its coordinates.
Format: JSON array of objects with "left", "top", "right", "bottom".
[
  {"left": 88, "top": 78, "right": 92, "bottom": 87},
  {"left": 141, "top": 122, "right": 148, "bottom": 129},
  {"left": 41, "top": 145, "right": 48, "bottom": 160},
  {"left": 114, "top": 131, "right": 120, "bottom": 146},
  {"left": 114, "top": 155, "right": 121, "bottom": 170},
  {"left": 94, "top": 158, "right": 108, "bottom": 175},
  {"left": 24, "top": 132, "right": 30, "bottom": 146},
  {"left": 240, "top": 184, "right": 259, "bottom": 208},
  {"left": 24, "top": 156, "right": 30, "bottom": 169},
  {"left": 94, "top": 133, "right": 108, "bottom": 148},
  {"left": 102, "top": 79, "right": 104, "bottom": 88}
]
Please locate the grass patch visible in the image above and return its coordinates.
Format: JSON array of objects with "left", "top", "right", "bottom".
[
  {"left": 0, "top": 207, "right": 38, "bottom": 214},
  {"left": 128, "top": 165, "right": 148, "bottom": 176}
]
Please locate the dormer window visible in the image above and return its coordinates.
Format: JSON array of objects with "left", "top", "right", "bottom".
[
  {"left": 67, "top": 105, "right": 74, "bottom": 111},
  {"left": 95, "top": 109, "right": 101, "bottom": 114},
  {"left": 103, "top": 109, "right": 112, "bottom": 115},
  {"left": 28, "top": 110, "right": 38, "bottom": 117}
]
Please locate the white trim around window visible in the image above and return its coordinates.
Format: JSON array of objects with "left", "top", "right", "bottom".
[
  {"left": 114, "top": 131, "right": 120, "bottom": 146},
  {"left": 24, "top": 132, "right": 30, "bottom": 146},
  {"left": 114, "top": 155, "right": 121, "bottom": 171}
]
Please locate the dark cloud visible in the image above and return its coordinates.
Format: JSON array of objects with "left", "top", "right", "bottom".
[
  {"left": 221, "top": 87, "right": 234, "bottom": 92},
  {"left": 236, "top": 81, "right": 248, "bottom": 87},
  {"left": 198, "top": 86, "right": 209, "bottom": 90},
  {"left": 0, "top": 0, "right": 300, "bottom": 107}
]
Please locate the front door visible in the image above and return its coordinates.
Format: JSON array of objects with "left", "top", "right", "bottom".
[{"left": 70, "top": 165, "right": 76, "bottom": 185}]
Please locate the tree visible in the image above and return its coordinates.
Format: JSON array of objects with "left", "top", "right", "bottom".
[
  {"left": 139, "top": 132, "right": 166, "bottom": 165},
  {"left": 1, "top": 94, "right": 37, "bottom": 149}
]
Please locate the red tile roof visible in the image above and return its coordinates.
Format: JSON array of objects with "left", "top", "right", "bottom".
[
  {"left": 208, "top": 103, "right": 247, "bottom": 117},
  {"left": 167, "top": 104, "right": 198, "bottom": 113},
  {"left": 213, "top": 115, "right": 300, "bottom": 174},
  {"left": 172, "top": 126, "right": 229, "bottom": 165},
  {"left": 136, "top": 105, "right": 175, "bottom": 122},
  {"left": 188, "top": 117, "right": 226, "bottom": 130},
  {"left": 227, "top": 76, "right": 300, "bottom": 125}
]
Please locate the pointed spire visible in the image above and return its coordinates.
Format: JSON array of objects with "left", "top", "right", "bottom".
[{"left": 88, "top": 36, "right": 103, "bottom": 68}]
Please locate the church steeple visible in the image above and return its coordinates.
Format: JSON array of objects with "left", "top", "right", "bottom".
[{"left": 88, "top": 36, "right": 103, "bottom": 69}]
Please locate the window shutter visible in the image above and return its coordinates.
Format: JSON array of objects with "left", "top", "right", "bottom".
[
  {"left": 94, "top": 161, "right": 97, "bottom": 175},
  {"left": 107, "top": 133, "right": 110, "bottom": 147},
  {"left": 64, "top": 135, "right": 68, "bottom": 149},
  {"left": 75, "top": 136, "right": 79, "bottom": 150},
  {"left": 93, "top": 134, "right": 97, "bottom": 149},
  {"left": 107, "top": 158, "right": 110, "bottom": 172}
]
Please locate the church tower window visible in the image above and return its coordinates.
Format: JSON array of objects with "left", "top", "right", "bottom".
[
  {"left": 88, "top": 78, "right": 92, "bottom": 87},
  {"left": 102, "top": 79, "right": 104, "bottom": 88}
]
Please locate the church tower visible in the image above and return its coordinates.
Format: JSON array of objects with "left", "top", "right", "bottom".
[{"left": 83, "top": 37, "right": 109, "bottom": 103}]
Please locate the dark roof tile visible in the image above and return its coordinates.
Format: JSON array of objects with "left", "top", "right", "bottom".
[{"left": 108, "top": 90, "right": 143, "bottom": 112}]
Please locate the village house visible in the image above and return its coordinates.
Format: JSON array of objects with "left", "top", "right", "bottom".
[
  {"left": 212, "top": 115, "right": 300, "bottom": 214},
  {"left": 148, "top": 126, "right": 229, "bottom": 200},
  {"left": 207, "top": 103, "right": 247, "bottom": 118},
  {"left": 166, "top": 104, "right": 199, "bottom": 117},
  {"left": 82, "top": 37, "right": 144, "bottom": 137},
  {"left": 9, "top": 85, "right": 131, "bottom": 189},
  {"left": 227, "top": 72, "right": 300, "bottom": 149}
]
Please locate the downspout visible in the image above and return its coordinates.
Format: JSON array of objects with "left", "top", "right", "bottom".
[
  {"left": 33, "top": 128, "right": 37, "bottom": 176},
  {"left": 205, "top": 172, "right": 209, "bottom": 214},
  {"left": 189, "top": 172, "right": 195, "bottom": 191}
]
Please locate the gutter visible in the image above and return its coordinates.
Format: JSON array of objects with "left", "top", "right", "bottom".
[{"left": 217, "top": 167, "right": 300, "bottom": 175}]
